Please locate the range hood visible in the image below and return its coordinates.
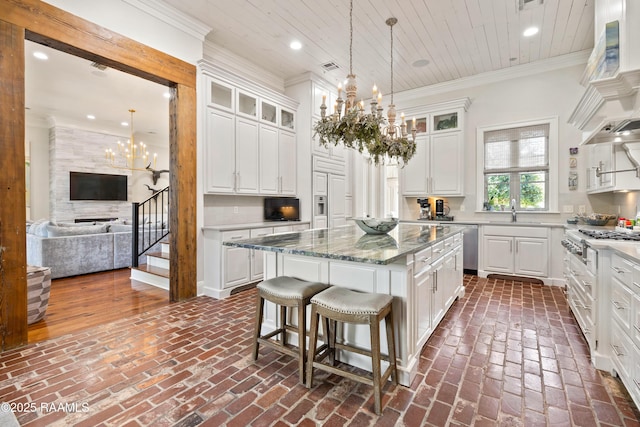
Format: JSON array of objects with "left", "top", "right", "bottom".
[{"left": 569, "top": 70, "right": 640, "bottom": 145}]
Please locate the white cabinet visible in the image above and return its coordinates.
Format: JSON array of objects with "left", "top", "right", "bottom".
[
  {"left": 250, "top": 227, "right": 273, "bottom": 281},
  {"left": 259, "top": 128, "right": 297, "bottom": 196},
  {"left": 203, "top": 71, "right": 298, "bottom": 196},
  {"left": 235, "top": 117, "right": 259, "bottom": 193},
  {"left": 222, "top": 230, "right": 251, "bottom": 288},
  {"left": 203, "top": 222, "right": 311, "bottom": 299},
  {"left": 329, "top": 174, "right": 346, "bottom": 228},
  {"left": 481, "top": 226, "right": 549, "bottom": 278},
  {"left": 204, "top": 108, "right": 235, "bottom": 193},
  {"left": 412, "top": 232, "right": 463, "bottom": 353},
  {"left": 400, "top": 108, "right": 465, "bottom": 197}
]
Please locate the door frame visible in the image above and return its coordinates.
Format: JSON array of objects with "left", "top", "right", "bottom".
[{"left": 0, "top": 0, "right": 197, "bottom": 350}]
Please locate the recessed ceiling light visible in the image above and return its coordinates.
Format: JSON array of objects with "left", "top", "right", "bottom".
[
  {"left": 412, "top": 59, "right": 430, "bottom": 67},
  {"left": 163, "top": 92, "right": 171, "bottom": 99},
  {"left": 121, "top": 121, "right": 129, "bottom": 127},
  {"left": 523, "top": 26, "right": 539, "bottom": 37},
  {"left": 87, "top": 114, "right": 96, "bottom": 120},
  {"left": 290, "top": 40, "right": 302, "bottom": 50},
  {"left": 33, "top": 51, "right": 48, "bottom": 60}
]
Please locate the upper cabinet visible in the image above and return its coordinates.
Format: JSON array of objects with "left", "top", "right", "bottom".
[
  {"left": 200, "top": 64, "right": 299, "bottom": 196},
  {"left": 400, "top": 99, "right": 470, "bottom": 197}
]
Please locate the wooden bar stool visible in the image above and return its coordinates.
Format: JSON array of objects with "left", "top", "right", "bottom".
[
  {"left": 253, "top": 276, "right": 330, "bottom": 384},
  {"left": 306, "top": 286, "right": 398, "bottom": 415}
]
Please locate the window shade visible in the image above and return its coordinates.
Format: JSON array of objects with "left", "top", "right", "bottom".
[{"left": 484, "top": 124, "right": 549, "bottom": 172}]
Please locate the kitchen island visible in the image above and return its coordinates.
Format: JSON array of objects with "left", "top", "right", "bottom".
[{"left": 224, "top": 223, "right": 466, "bottom": 386}]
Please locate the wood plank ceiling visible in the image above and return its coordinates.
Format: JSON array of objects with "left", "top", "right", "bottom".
[{"left": 164, "top": 0, "right": 594, "bottom": 95}]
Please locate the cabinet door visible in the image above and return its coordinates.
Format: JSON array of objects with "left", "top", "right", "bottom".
[
  {"left": 250, "top": 227, "right": 273, "bottom": 281},
  {"left": 235, "top": 117, "right": 259, "bottom": 194},
  {"left": 431, "top": 263, "right": 446, "bottom": 327},
  {"left": 415, "top": 268, "right": 433, "bottom": 350},
  {"left": 205, "top": 108, "right": 235, "bottom": 193},
  {"left": 279, "top": 130, "right": 297, "bottom": 195},
  {"left": 401, "top": 134, "right": 429, "bottom": 196},
  {"left": 329, "top": 174, "right": 346, "bottom": 228},
  {"left": 514, "top": 237, "right": 548, "bottom": 277},
  {"left": 259, "top": 124, "right": 279, "bottom": 194},
  {"left": 224, "top": 245, "right": 250, "bottom": 288},
  {"left": 430, "top": 132, "right": 463, "bottom": 196},
  {"left": 483, "top": 236, "right": 514, "bottom": 273}
]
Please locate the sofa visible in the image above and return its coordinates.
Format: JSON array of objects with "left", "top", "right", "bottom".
[{"left": 27, "top": 220, "right": 167, "bottom": 279}]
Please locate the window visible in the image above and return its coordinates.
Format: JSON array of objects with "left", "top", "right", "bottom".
[{"left": 477, "top": 119, "right": 557, "bottom": 212}]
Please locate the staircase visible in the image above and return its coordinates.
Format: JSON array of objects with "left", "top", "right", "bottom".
[
  {"left": 130, "top": 185, "right": 171, "bottom": 291},
  {"left": 130, "top": 241, "right": 170, "bottom": 290}
]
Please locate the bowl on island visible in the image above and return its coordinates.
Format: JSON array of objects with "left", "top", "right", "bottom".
[{"left": 353, "top": 217, "right": 399, "bottom": 235}]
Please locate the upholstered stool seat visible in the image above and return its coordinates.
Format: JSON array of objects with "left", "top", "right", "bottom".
[
  {"left": 306, "top": 286, "right": 398, "bottom": 415},
  {"left": 253, "top": 276, "right": 330, "bottom": 384}
]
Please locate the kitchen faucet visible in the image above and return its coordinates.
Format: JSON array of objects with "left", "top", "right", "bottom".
[{"left": 511, "top": 199, "right": 517, "bottom": 222}]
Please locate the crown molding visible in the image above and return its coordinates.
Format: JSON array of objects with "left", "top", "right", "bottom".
[
  {"left": 122, "top": 0, "right": 211, "bottom": 41},
  {"left": 394, "top": 50, "right": 592, "bottom": 104},
  {"left": 202, "top": 41, "right": 286, "bottom": 94}
]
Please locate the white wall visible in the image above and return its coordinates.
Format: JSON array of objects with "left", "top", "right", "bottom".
[
  {"left": 395, "top": 62, "right": 609, "bottom": 222},
  {"left": 26, "top": 122, "right": 50, "bottom": 220}
]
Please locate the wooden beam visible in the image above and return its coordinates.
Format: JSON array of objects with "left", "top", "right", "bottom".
[
  {"left": 0, "top": 19, "right": 28, "bottom": 349},
  {"left": 0, "top": 0, "right": 198, "bottom": 350},
  {"left": 0, "top": 0, "right": 195, "bottom": 88},
  {"left": 169, "top": 84, "right": 198, "bottom": 302}
]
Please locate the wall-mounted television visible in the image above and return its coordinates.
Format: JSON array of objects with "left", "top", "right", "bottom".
[{"left": 69, "top": 172, "right": 128, "bottom": 201}]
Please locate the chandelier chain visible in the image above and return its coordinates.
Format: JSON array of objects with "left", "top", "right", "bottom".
[
  {"left": 390, "top": 21, "right": 394, "bottom": 105},
  {"left": 349, "top": 0, "right": 353, "bottom": 75}
]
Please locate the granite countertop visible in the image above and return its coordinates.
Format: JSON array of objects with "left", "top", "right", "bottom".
[
  {"left": 223, "top": 223, "right": 467, "bottom": 265},
  {"left": 402, "top": 219, "right": 566, "bottom": 228},
  {"left": 202, "top": 221, "right": 311, "bottom": 231}
]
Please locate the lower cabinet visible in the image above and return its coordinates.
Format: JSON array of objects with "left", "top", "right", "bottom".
[
  {"left": 413, "top": 232, "right": 463, "bottom": 353},
  {"left": 203, "top": 223, "right": 310, "bottom": 299},
  {"left": 481, "top": 226, "right": 549, "bottom": 278}
]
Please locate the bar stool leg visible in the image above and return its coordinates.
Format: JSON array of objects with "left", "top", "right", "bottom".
[
  {"left": 385, "top": 310, "right": 398, "bottom": 384},
  {"left": 297, "top": 300, "right": 307, "bottom": 384},
  {"left": 370, "top": 314, "right": 383, "bottom": 415},
  {"left": 279, "top": 305, "right": 287, "bottom": 346},
  {"left": 306, "top": 304, "right": 320, "bottom": 388},
  {"left": 252, "top": 294, "right": 264, "bottom": 361}
]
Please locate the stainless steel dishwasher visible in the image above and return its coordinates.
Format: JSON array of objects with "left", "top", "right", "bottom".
[{"left": 459, "top": 224, "right": 478, "bottom": 275}]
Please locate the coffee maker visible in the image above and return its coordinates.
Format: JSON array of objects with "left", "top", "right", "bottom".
[
  {"left": 417, "top": 198, "right": 432, "bottom": 220},
  {"left": 435, "top": 199, "right": 445, "bottom": 217}
]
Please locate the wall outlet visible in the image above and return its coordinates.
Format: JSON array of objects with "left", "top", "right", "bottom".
[
  {"left": 562, "top": 205, "right": 574, "bottom": 213},
  {"left": 233, "top": 206, "right": 239, "bottom": 214},
  {"left": 459, "top": 204, "right": 465, "bottom": 212},
  {"left": 578, "top": 205, "right": 586, "bottom": 214}
]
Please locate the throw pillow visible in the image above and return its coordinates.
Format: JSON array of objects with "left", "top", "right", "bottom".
[
  {"left": 109, "top": 224, "right": 133, "bottom": 233},
  {"left": 29, "top": 220, "right": 50, "bottom": 237},
  {"left": 55, "top": 221, "right": 97, "bottom": 227}
]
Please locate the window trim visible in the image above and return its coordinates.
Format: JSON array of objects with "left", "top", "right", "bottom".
[{"left": 476, "top": 117, "right": 558, "bottom": 213}]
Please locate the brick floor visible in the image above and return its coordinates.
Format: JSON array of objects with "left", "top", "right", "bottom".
[{"left": 2, "top": 275, "right": 640, "bottom": 426}]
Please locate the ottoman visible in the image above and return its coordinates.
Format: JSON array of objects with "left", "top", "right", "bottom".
[{"left": 27, "top": 266, "right": 51, "bottom": 325}]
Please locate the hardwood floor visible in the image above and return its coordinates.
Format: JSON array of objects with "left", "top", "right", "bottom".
[{"left": 27, "top": 268, "right": 169, "bottom": 343}]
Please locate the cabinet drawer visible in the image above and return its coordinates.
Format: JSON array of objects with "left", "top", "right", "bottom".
[
  {"left": 414, "top": 247, "right": 433, "bottom": 273},
  {"left": 431, "top": 241, "right": 445, "bottom": 258},
  {"left": 250, "top": 227, "right": 273, "bottom": 238},
  {"left": 483, "top": 226, "right": 547, "bottom": 238},
  {"left": 453, "top": 233, "right": 462, "bottom": 244},
  {"left": 612, "top": 253, "right": 636, "bottom": 288},
  {"left": 611, "top": 319, "right": 634, "bottom": 380},
  {"left": 444, "top": 236, "right": 454, "bottom": 250},
  {"left": 222, "top": 229, "right": 250, "bottom": 241},
  {"left": 612, "top": 276, "right": 634, "bottom": 332}
]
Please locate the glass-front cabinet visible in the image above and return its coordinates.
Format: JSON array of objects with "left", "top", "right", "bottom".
[
  {"left": 432, "top": 111, "right": 459, "bottom": 132},
  {"left": 237, "top": 91, "right": 258, "bottom": 119},
  {"left": 208, "top": 80, "right": 234, "bottom": 111}
]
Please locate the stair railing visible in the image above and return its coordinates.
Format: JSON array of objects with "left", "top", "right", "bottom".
[{"left": 131, "top": 186, "right": 170, "bottom": 267}]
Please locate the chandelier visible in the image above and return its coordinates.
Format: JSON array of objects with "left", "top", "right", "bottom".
[
  {"left": 313, "top": 1, "right": 416, "bottom": 165},
  {"left": 105, "top": 109, "right": 158, "bottom": 172}
]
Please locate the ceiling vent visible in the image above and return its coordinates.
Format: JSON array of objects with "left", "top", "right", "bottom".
[
  {"left": 518, "top": 0, "right": 543, "bottom": 11},
  {"left": 321, "top": 62, "right": 340, "bottom": 71},
  {"left": 90, "top": 62, "right": 108, "bottom": 71}
]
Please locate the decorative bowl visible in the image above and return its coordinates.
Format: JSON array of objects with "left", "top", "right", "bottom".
[
  {"left": 353, "top": 217, "right": 399, "bottom": 235},
  {"left": 577, "top": 213, "right": 616, "bottom": 226}
]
